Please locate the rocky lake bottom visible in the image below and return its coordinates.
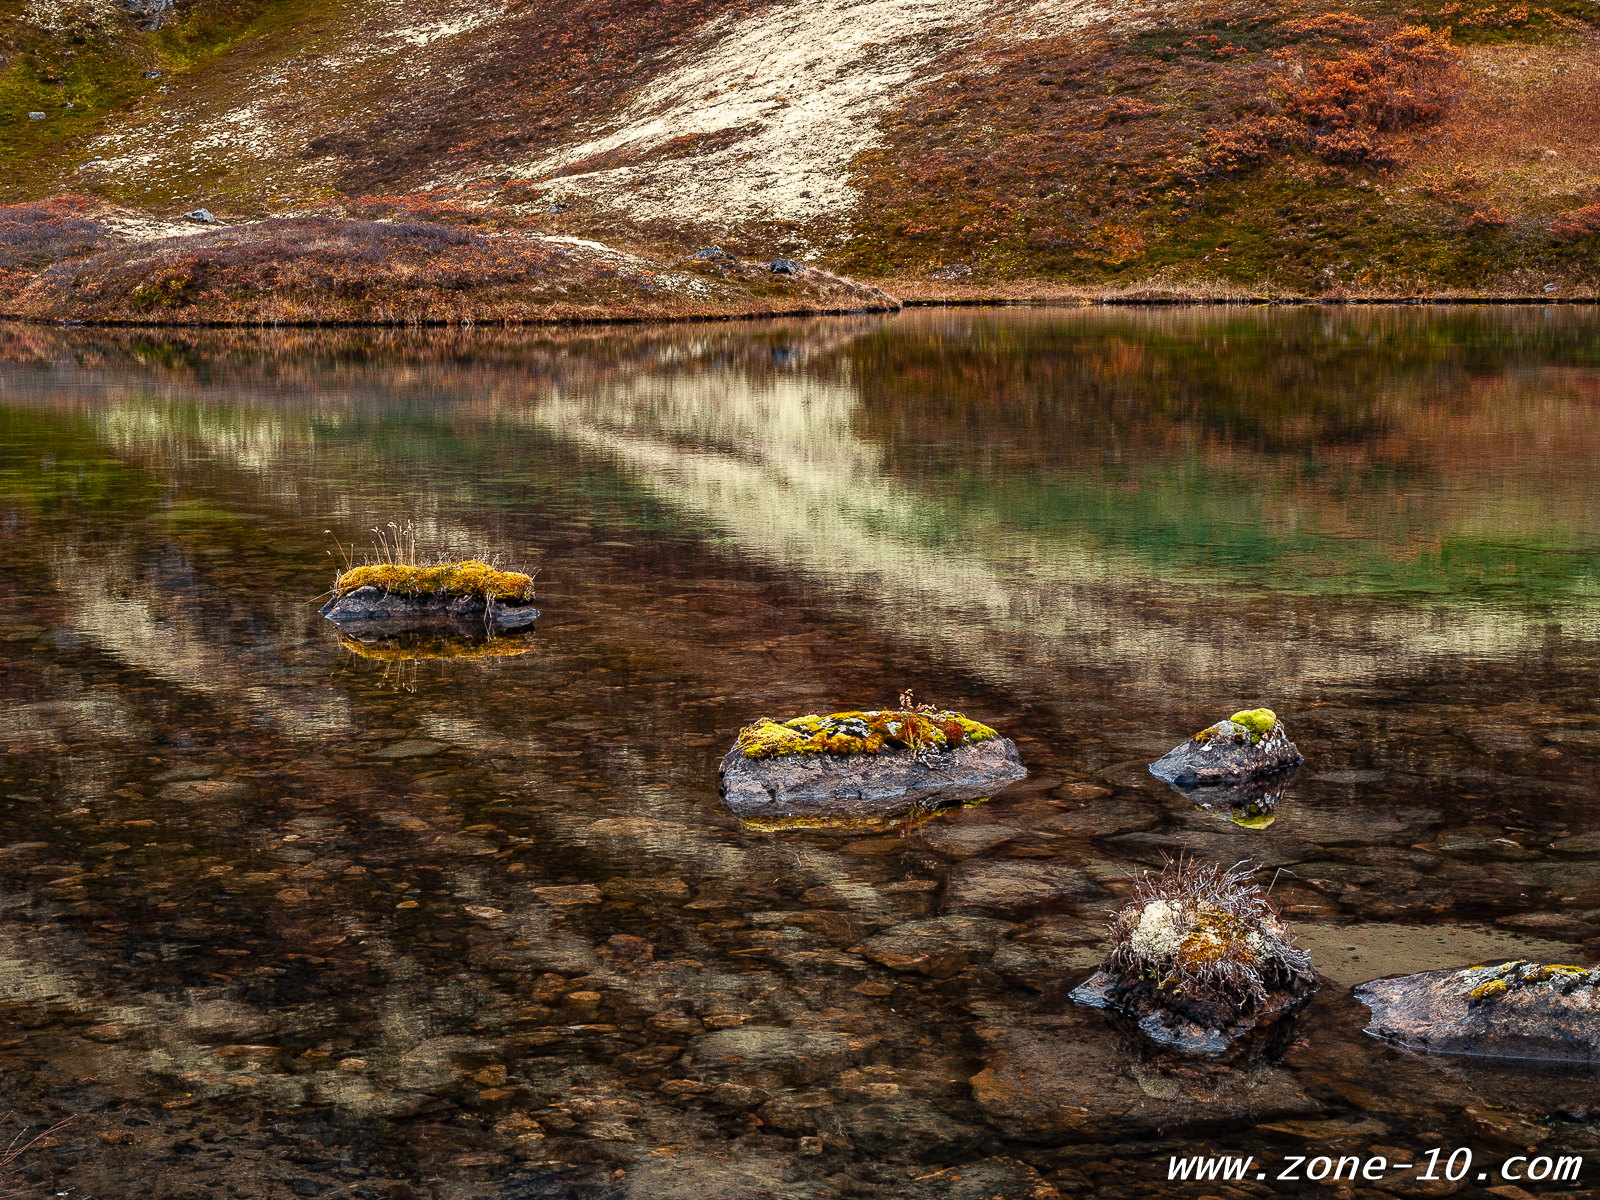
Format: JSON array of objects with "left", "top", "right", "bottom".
[{"left": 0, "top": 308, "right": 1597, "bottom": 1199}]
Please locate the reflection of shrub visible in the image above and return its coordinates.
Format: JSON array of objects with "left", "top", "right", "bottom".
[{"left": 1549, "top": 205, "right": 1600, "bottom": 241}]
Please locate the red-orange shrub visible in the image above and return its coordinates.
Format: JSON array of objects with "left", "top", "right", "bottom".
[{"left": 1549, "top": 205, "right": 1600, "bottom": 240}]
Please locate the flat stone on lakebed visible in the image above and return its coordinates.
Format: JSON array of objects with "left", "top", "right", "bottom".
[{"left": 370, "top": 739, "right": 449, "bottom": 760}]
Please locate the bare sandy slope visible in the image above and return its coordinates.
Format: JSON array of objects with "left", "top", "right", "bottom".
[{"left": 498, "top": 0, "right": 1109, "bottom": 247}]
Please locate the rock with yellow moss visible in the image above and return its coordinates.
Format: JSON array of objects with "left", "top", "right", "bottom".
[
  {"left": 1148, "top": 708, "right": 1303, "bottom": 788},
  {"left": 719, "top": 709, "right": 1026, "bottom": 819},
  {"left": 1070, "top": 858, "right": 1317, "bottom": 1053},
  {"left": 1356, "top": 960, "right": 1600, "bottom": 1061},
  {"left": 319, "top": 560, "right": 539, "bottom": 633}
]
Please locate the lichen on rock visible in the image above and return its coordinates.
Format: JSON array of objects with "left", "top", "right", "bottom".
[
  {"left": 1071, "top": 858, "right": 1317, "bottom": 1053},
  {"left": 720, "top": 707, "right": 1024, "bottom": 820}
]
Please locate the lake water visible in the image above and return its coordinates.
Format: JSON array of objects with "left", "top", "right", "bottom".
[{"left": 0, "top": 307, "right": 1597, "bottom": 1199}]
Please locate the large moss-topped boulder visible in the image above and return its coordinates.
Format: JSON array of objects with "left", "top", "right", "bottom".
[
  {"left": 719, "top": 708, "right": 1026, "bottom": 819},
  {"left": 1149, "top": 708, "right": 1304, "bottom": 787}
]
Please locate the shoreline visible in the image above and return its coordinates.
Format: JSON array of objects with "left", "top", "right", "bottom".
[{"left": 5, "top": 290, "right": 1598, "bottom": 330}]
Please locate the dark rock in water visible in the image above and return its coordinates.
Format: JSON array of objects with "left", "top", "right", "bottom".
[
  {"left": 719, "top": 736, "right": 1026, "bottom": 820},
  {"left": 968, "top": 1017, "right": 1325, "bottom": 1142},
  {"left": 1161, "top": 764, "right": 1299, "bottom": 830},
  {"left": 1070, "top": 968, "right": 1313, "bottom": 1054},
  {"left": 1149, "top": 708, "right": 1303, "bottom": 786},
  {"left": 1355, "top": 960, "right": 1600, "bottom": 1061},
  {"left": 320, "top": 585, "right": 539, "bottom": 633}
]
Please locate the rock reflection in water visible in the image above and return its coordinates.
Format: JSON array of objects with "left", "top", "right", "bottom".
[
  {"left": 1, "top": 310, "right": 1599, "bottom": 1197},
  {"left": 1165, "top": 765, "right": 1299, "bottom": 830}
]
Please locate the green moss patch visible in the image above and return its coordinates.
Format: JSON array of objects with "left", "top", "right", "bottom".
[
  {"left": 736, "top": 709, "right": 998, "bottom": 760},
  {"left": 1229, "top": 708, "right": 1279, "bottom": 738},
  {"left": 332, "top": 560, "right": 536, "bottom": 602}
]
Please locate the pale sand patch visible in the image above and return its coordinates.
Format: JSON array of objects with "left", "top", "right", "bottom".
[
  {"left": 507, "top": 0, "right": 1109, "bottom": 245},
  {"left": 1296, "top": 922, "right": 1588, "bottom": 987}
]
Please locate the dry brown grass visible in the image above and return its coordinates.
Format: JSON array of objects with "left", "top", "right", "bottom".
[
  {"left": 842, "top": 9, "right": 1466, "bottom": 280},
  {"left": 1397, "top": 33, "right": 1600, "bottom": 196}
]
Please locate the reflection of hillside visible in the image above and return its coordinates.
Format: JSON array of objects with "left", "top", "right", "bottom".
[
  {"left": 522, "top": 367, "right": 1600, "bottom": 689},
  {"left": 842, "top": 309, "right": 1600, "bottom": 601}
]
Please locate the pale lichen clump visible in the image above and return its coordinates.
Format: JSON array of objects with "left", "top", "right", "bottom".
[
  {"left": 736, "top": 709, "right": 998, "bottom": 760},
  {"left": 1106, "top": 858, "right": 1314, "bottom": 1012},
  {"left": 332, "top": 560, "right": 537, "bottom": 602}
]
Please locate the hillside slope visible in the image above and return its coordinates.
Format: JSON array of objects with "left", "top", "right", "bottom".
[{"left": 3, "top": 0, "right": 1598, "bottom": 302}]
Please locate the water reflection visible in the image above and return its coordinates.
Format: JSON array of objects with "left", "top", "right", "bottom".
[
  {"left": 1163, "top": 765, "right": 1299, "bottom": 830},
  {"left": 0, "top": 309, "right": 1598, "bottom": 1197}
]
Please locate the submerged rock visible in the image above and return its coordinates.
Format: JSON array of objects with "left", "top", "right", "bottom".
[
  {"left": 719, "top": 708, "right": 1026, "bottom": 819},
  {"left": 1356, "top": 960, "right": 1600, "bottom": 1062},
  {"left": 1162, "top": 764, "right": 1299, "bottom": 830},
  {"left": 1070, "top": 858, "right": 1317, "bottom": 1053},
  {"left": 1149, "top": 708, "right": 1304, "bottom": 787}
]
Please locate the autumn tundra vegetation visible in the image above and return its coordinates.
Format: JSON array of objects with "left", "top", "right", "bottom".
[{"left": 0, "top": 0, "right": 1596, "bottom": 320}]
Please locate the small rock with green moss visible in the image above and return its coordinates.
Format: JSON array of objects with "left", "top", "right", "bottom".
[
  {"left": 719, "top": 708, "right": 1026, "bottom": 819},
  {"left": 1149, "top": 708, "right": 1304, "bottom": 787}
]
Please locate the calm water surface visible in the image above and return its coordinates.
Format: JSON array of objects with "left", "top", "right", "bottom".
[{"left": 0, "top": 308, "right": 1597, "bottom": 1199}]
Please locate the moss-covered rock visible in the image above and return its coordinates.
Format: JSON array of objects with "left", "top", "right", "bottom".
[
  {"left": 331, "top": 560, "right": 535, "bottom": 602},
  {"left": 1358, "top": 960, "right": 1600, "bottom": 1061},
  {"left": 720, "top": 709, "right": 1024, "bottom": 820}
]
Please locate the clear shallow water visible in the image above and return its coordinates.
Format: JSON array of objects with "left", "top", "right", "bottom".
[{"left": 0, "top": 308, "right": 1597, "bottom": 1199}]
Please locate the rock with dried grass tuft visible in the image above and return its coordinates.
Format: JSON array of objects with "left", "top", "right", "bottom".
[{"left": 1071, "top": 858, "right": 1317, "bottom": 1052}]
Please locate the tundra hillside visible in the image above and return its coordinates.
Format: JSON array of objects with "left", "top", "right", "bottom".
[{"left": 1, "top": 0, "right": 1597, "bottom": 320}]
